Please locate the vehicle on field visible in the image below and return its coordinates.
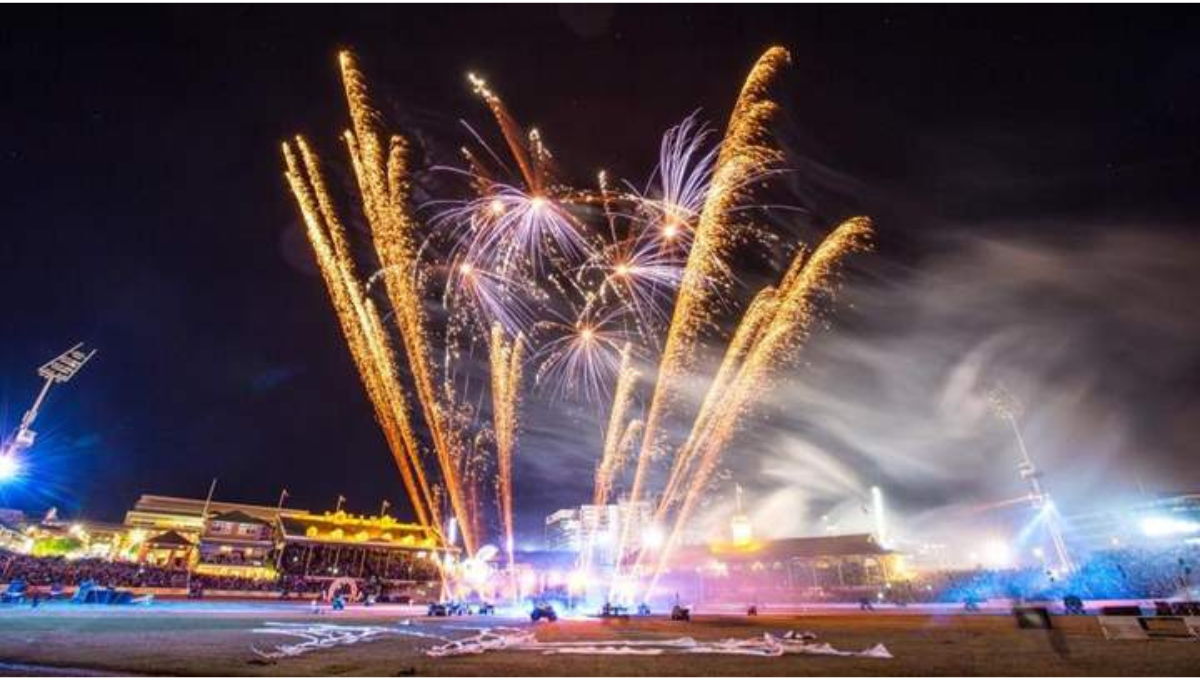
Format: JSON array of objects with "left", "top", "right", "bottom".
[{"left": 531, "top": 602, "right": 558, "bottom": 622}]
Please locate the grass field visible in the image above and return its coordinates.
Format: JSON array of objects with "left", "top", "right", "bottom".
[{"left": 0, "top": 602, "right": 1196, "bottom": 676}]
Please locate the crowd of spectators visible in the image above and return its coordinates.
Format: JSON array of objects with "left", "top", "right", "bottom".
[
  {"left": 0, "top": 550, "right": 186, "bottom": 588},
  {"left": 0, "top": 545, "right": 440, "bottom": 597},
  {"left": 910, "top": 544, "right": 1199, "bottom": 603},
  {"left": 8, "top": 541, "right": 1190, "bottom": 604},
  {"left": 658, "top": 544, "right": 1199, "bottom": 606}
]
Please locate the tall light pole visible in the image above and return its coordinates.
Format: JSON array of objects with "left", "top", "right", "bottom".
[
  {"left": 989, "top": 385, "right": 1073, "bottom": 573},
  {"left": 871, "top": 486, "right": 889, "bottom": 549},
  {"left": 2, "top": 343, "right": 97, "bottom": 470}
]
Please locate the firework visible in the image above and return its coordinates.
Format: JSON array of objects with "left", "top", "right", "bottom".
[
  {"left": 585, "top": 234, "right": 684, "bottom": 340},
  {"left": 471, "top": 185, "right": 593, "bottom": 273},
  {"left": 490, "top": 323, "right": 525, "bottom": 564},
  {"left": 283, "top": 52, "right": 479, "bottom": 554},
  {"left": 468, "top": 73, "right": 543, "bottom": 193},
  {"left": 626, "top": 46, "right": 792, "bottom": 532},
  {"left": 444, "top": 256, "right": 535, "bottom": 334},
  {"left": 286, "top": 47, "right": 872, "bottom": 601},
  {"left": 655, "top": 285, "right": 781, "bottom": 516},
  {"left": 445, "top": 74, "right": 593, "bottom": 273},
  {"left": 630, "top": 113, "right": 718, "bottom": 249},
  {"left": 644, "top": 217, "right": 873, "bottom": 597},
  {"left": 593, "top": 344, "right": 640, "bottom": 507},
  {"left": 282, "top": 140, "right": 438, "bottom": 530},
  {"left": 533, "top": 304, "right": 628, "bottom": 403}
]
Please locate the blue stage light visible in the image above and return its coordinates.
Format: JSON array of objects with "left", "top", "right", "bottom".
[{"left": 0, "top": 454, "right": 20, "bottom": 482}]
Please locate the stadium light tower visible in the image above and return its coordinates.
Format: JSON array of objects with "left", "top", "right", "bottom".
[
  {"left": 871, "top": 485, "right": 889, "bottom": 549},
  {"left": 989, "top": 385, "right": 1073, "bottom": 573},
  {"left": 2, "top": 343, "right": 97, "bottom": 458}
]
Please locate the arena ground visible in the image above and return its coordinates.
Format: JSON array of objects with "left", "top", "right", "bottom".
[{"left": 0, "top": 601, "right": 1195, "bottom": 676}]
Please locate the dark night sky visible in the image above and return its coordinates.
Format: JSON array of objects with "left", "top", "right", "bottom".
[{"left": 1, "top": 5, "right": 1198, "bottom": 542}]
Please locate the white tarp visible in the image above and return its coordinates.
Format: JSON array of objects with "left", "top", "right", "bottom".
[
  {"left": 250, "top": 622, "right": 892, "bottom": 661},
  {"left": 424, "top": 628, "right": 892, "bottom": 659},
  {"left": 250, "top": 622, "right": 396, "bottom": 659}
]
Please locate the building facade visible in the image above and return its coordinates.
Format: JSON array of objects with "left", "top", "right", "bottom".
[
  {"left": 544, "top": 509, "right": 582, "bottom": 551},
  {"left": 658, "top": 533, "right": 903, "bottom": 604},
  {"left": 544, "top": 500, "right": 652, "bottom": 560}
]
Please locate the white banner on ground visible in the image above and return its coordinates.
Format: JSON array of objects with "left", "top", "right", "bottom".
[
  {"left": 424, "top": 628, "right": 892, "bottom": 659},
  {"left": 250, "top": 622, "right": 396, "bottom": 659}
]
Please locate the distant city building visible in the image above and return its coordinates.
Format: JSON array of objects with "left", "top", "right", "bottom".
[
  {"left": 544, "top": 508, "right": 583, "bottom": 551},
  {"left": 660, "top": 533, "right": 903, "bottom": 604},
  {"left": 544, "top": 500, "right": 652, "bottom": 562}
]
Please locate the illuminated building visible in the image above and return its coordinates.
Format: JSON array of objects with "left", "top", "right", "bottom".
[
  {"left": 122, "top": 494, "right": 313, "bottom": 579},
  {"left": 729, "top": 484, "right": 754, "bottom": 548},
  {"left": 544, "top": 509, "right": 582, "bottom": 551},
  {"left": 123, "top": 494, "right": 310, "bottom": 536},
  {"left": 2, "top": 512, "right": 137, "bottom": 561},
  {"left": 194, "top": 511, "right": 276, "bottom": 579},
  {"left": 545, "top": 500, "right": 652, "bottom": 559},
  {"left": 121, "top": 494, "right": 447, "bottom": 590},
  {"left": 0, "top": 516, "right": 28, "bottom": 553},
  {"left": 730, "top": 514, "right": 754, "bottom": 548},
  {"left": 658, "top": 533, "right": 902, "bottom": 604},
  {"left": 274, "top": 510, "right": 446, "bottom": 599},
  {"left": 139, "top": 530, "right": 194, "bottom": 570}
]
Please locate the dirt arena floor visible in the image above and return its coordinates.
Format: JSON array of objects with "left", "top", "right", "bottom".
[{"left": 0, "top": 602, "right": 1196, "bottom": 676}]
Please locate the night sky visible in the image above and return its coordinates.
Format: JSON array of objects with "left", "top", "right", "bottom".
[{"left": 2, "top": 6, "right": 1198, "bottom": 544}]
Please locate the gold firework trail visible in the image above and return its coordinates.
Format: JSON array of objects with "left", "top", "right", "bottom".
[
  {"left": 286, "top": 48, "right": 873, "bottom": 595},
  {"left": 593, "top": 344, "right": 640, "bottom": 507},
  {"left": 282, "top": 140, "right": 437, "bottom": 530},
  {"left": 627, "top": 47, "right": 792, "bottom": 515},
  {"left": 490, "top": 323, "right": 525, "bottom": 560},
  {"left": 341, "top": 52, "right": 478, "bottom": 554},
  {"left": 645, "top": 217, "right": 873, "bottom": 596},
  {"left": 293, "top": 139, "right": 442, "bottom": 530},
  {"left": 655, "top": 285, "right": 781, "bottom": 516},
  {"left": 468, "top": 73, "right": 542, "bottom": 193},
  {"left": 282, "top": 52, "right": 478, "bottom": 554}
]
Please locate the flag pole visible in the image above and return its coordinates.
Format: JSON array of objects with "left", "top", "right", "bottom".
[
  {"left": 186, "top": 477, "right": 217, "bottom": 595},
  {"left": 274, "top": 488, "right": 289, "bottom": 573}
]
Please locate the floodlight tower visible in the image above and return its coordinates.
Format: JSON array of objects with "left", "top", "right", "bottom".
[
  {"left": 989, "top": 385, "right": 1073, "bottom": 573},
  {"left": 871, "top": 486, "right": 889, "bottom": 549},
  {"left": 3, "top": 343, "right": 97, "bottom": 457}
]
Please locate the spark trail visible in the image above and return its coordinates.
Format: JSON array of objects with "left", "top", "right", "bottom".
[
  {"left": 283, "top": 52, "right": 478, "bottom": 554},
  {"left": 490, "top": 323, "right": 525, "bottom": 563},
  {"left": 285, "top": 47, "right": 872, "bottom": 602},
  {"left": 626, "top": 47, "right": 792, "bottom": 523},
  {"left": 593, "top": 344, "right": 640, "bottom": 507},
  {"left": 644, "top": 217, "right": 874, "bottom": 597},
  {"left": 282, "top": 140, "right": 436, "bottom": 529},
  {"left": 655, "top": 286, "right": 781, "bottom": 516},
  {"left": 344, "top": 52, "right": 480, "bottom": 554}
]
